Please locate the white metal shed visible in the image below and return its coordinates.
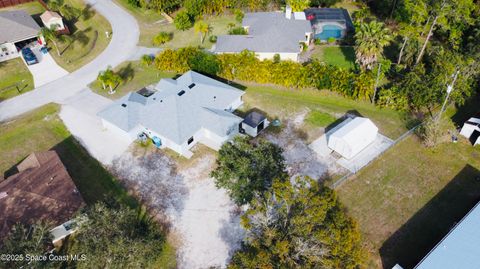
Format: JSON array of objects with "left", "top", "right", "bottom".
[{"left": 327, "top": 117, "right": 378, "bottom": 159}]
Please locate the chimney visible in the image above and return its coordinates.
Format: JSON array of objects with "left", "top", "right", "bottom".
[{"left": 285, "top": 5, "right": 292, "bottom": 19}]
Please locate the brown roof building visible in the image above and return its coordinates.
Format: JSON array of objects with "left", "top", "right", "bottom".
[{"left": 0, "top": 151, "right": 85, "bottom": 239}]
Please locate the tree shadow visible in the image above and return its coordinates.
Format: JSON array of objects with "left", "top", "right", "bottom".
[
  {"left": 451, "top": 94, "right": 480, "bottom": 128},
  {"left": 117, "top": 63, "right": 135, "bottom": 82},
  {"left": 324, "top": 109, "right": 363, "bottom": 133},
  {"left": 379, "top": 165, "right": 480, "bottom": 269},
  {"left": 81, "top": 4, "right": 95, "bottom": 21}
]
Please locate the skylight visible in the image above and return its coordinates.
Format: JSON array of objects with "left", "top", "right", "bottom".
[
  {"left": 188, "top": 83, "right": 196, "bottom": 89},
  {"left": 178, "top": 90, "right": 186, "bottom": 96}
]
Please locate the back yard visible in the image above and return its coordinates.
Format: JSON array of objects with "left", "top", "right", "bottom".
[
  {"left": 0, "top": 104, "right": 135, "bottom": 206},
  {"left": 337, "top": 130, "right": 480, "bottom": 268},
  {"left": 310, "top": 45, "right": 356, "bottom": 70},
  {"left": 0, "top": 58, "right": 34, "bottom": 101}
]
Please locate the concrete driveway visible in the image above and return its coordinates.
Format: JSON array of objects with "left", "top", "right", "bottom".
[
  {"left": 60, "top": 90, "right": 133, "bottom": 164},
  {"left": 26, "top": 46, "right": 69, "bottom": 87}
]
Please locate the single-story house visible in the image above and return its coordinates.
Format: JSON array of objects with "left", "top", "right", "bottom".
[
  {"left": 98, "top": 71, "right": 245, "bottom": 158},
  {"left": 213, "top": 6, "right": 313, "bottom": 62},
  {"left": 40, "top": 10, "right": 65, "bottom": 31},
  {"left": 304, "top": 8, "right": 354, "bottom": 41},
  {"left": 241, "top": 111, "right": 269, "bottom": 137},
  {"left": 0, "top": 151, "right": 85, "bottom": 240},
  {"left": 460, "top": 117, "right": 480, "bottom": 146},
  {"left": 327, "top": 117, "right": 378, "bottom": 159},
  {"left": 0, "top": 10, "right": 44, "bottom": 62},
  {"left": 393, "top": 201, "right": 480, "bottom": 269}
]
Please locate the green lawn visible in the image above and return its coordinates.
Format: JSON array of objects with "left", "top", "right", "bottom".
[
  {"left": 0, "top": 1, "right": 45, "bottom": 14},
  {"left": 337, "top": 135, "right": 480, "bottom": 268},
  {"left": 310, "top": 46, "right": 356, "bottom": 70},
  {"left": 0, "top": 104, "right": 136, "bottom": 206},
  {"left": 114, "top": 0, "right": 236, "bottom": 48},
  {"left": 46, "top": 0, "right": 112, "bottom": 72},
  {"left": 305, "top": 110, "right": 337, "bottom": 127},
  {"left": 0, "top": 58, "right": 34, "bottom": 101},
  {"left": 90, "top": 60, "right": 175, "bottom": 99},
  {"left": 242, "top": 85, "right": 407, "bottom": 139}
]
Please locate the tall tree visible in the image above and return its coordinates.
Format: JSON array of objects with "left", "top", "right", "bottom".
[
  {"left": 415, "top": 0, "right": 475, "bottom": 65},
  {"left": 229, "top": 177, "right": 365, "bottom": 269},
  {"left": 354, "top": 20, "right": 392, "bottom": 70},
  {"left": 40, "top": 26, "right": 63, "bottom": 56},
  {"left": 193, "top": 20, "right": 212, "bottom": 44},
  {"left": 211, "top": 136, "right": 287, "bottom": 205}
]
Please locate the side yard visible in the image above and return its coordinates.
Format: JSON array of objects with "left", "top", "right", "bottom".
[
  {"left": 309, "top": 45, "right": 356, "bottom": 70},
  {"left": 46, "top": 0, "right": 112, "bottom": 72},
  {"left": 0, "top": 58, "right": 34, "bottom": 101},
  {"left": 90, "top": 60, "right": 174, "bottom": 99},
  {"left": 0, "top": 104, "right": 135, "bottom": 206},
  {"left": 114, "top": 0, "right": 236, "bottom": 48},
  {"left": 337, "top": 135, "right": 480, "bottom": 269}
]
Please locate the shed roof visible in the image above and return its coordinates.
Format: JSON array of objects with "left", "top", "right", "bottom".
[
  {"left": 0, "top": 10, "right": 41, "bottom": 44},
  {"left": 98, "top": 71, "right": 244, "bottom": 144},
  {"left": 214, "top": 12, "right": 312, "bottom": 53},
  {"left": 0, "top": 151, "right": 85, "bottom": 239},
  {"left": 40, "top": 10, "right": 62, "bottom": 22},
  {"left": 414, "top": 201, "right": 480, "bottom": 269},
  {"left": 243, "top": 111, "right": 266, "bottom": 128}
]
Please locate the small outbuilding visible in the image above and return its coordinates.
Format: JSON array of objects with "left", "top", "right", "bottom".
[
  {"left": 40, "top": 10, "right": 65, "bottom": 31},
  {"left": 460, "top": 117, "right": 480, "bottom": 146},
  {"left": 327, "top": 117, "right": 378, "bottom": 159},
  {"left": 241, "top": 111, "right": 269, "bottom": 137}
]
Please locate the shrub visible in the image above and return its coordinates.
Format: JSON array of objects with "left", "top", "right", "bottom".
[
  {"left": 273, "top": 53, "right": 280, "bottom": 63},
  {"left": 140, "top": 54, "right": 154, "bottom": 66},
  {"left": 209, "top": 35, "right": 217, "bottom": 43},
  {"left": 174, "top": 10, "right": 193, "bottom": 30},
  {"left": 314, "top": 38, "right": 322, "bottom": 45},
  {"left": 228, "top": 27, "right": 247, "bottom": 35},
  {"left": 234, "top": 9, "right": 244, "bottom": 23},
  {"left": 327, "top": 37, "right": 336, "bottom": 43},
  {"left": 152, "top": 32, "right": 172, "bottom": 46}
]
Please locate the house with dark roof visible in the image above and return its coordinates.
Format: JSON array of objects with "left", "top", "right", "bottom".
[
  {"left": 0, "top": 151, "right": 85, "bottom": 240},
  {"left": 98, "top": 71, "right": 245, "bottom": 158},
  {"left": 213, "top": 6, "right": 313, "bottom": 62},
  {"left": 0, "top": 10, "right": 44, "bottom": 62}
]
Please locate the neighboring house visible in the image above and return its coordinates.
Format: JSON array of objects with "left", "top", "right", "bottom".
[
  {"left": 0, "top": 10, "right": 44, "bottom": 62},
  {"left": 304, "top": 8, "right": 354, "bottom": 41},
  {"left": 327, "top": 117, "right": 378, "bottom": 159},
  {"left": 241, "top": 111, "right": 269, "bottom": 137},
  {"left": 98, "top": 71, "right": 245, "bottom": 158},
  {"left": 393, "top": 201, "right": 480, "bottom": 269},
  {"left": 40, "top": 10, "right": 65, "bottom": 31},
  {"left": 460, "top": 117, "right": 480, "bottom": 146},
  {"left": 0, "top": 151, "right": 85, "bottom": 240},
  {"left": 214, "top": 6, "right": 312, "bottom": 62}
]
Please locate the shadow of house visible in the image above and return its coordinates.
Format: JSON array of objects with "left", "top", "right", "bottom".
[
  {"left": 380, "top": 165, "right": 480, "bottom": 269},
  {"left": 324, "top": 109, "right": 363, "bottom": 133}
]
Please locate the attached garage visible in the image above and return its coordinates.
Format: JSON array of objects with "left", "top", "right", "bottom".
[{"left": 327, "top": 117, "right": 378, "bottom": 159}]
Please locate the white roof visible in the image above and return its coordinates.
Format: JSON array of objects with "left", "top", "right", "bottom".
[
  {"left": 465, "top": 117, "right": 480, "bottom": 125},
  {"left": 414, "top": 201, "right": 480, "bottom": 269},
  {"left": 327, "top": 117, "right": 378, "bottom": 159},
  {"left": 98, "top": 71, "right": 244, "bottom": 144}
]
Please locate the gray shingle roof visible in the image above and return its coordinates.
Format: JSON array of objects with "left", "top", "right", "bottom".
[
  {"left": 0, "top": 10, "right": 41, "bottom": 44},
  {"left": 214, "top": 12, "right": 312, "bottom": 53},
  {"left": 243, "top": 111, "right": 266, "bottom": 128},
  {"left": 98, "top": 71, "right": 244, "bottom": 144}
]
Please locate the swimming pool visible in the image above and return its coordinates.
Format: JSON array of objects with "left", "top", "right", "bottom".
[{"left": 315, "top": 24, "right": 343, "bottom": 40}]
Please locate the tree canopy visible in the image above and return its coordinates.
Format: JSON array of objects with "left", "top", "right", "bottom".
[
  {"left": 211, "top": 136, "right": 287, "bottom": 205},
  {"left": 229, "top": 177, "right": 365, "bottom": 269}
]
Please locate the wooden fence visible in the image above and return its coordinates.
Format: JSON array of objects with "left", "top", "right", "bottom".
[{"left": 0, "top": 0, "right": 47, "bottom": 9}]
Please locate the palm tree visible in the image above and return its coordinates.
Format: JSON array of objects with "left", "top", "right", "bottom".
[
  {"left": 40, "top": 26, "right": 62, "bottom": 56},
  {"left": 194, "top": 20, "right": 212, "bottom": 44},
  {"left": 97, "top": 69, "right": 109, "bottom": 91},
  {"left": 354, "top": 21, "right": 392, "bottom": 70}
]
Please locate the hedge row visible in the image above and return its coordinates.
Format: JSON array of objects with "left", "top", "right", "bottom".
[{"left": 154, "top": 48, "right": 376, "bottom": 100}]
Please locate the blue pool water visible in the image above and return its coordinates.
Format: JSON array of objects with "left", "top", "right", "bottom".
[{"left": 315, "top": 24, "right": 343, "bottom": 40}]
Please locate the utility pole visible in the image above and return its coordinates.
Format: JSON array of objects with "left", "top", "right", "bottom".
[
  {"left": 372, "top": 62, "right": 382, "bottom": 104},
  {"left": 436, "top": 69, "right": 460, "bottom": 123}
]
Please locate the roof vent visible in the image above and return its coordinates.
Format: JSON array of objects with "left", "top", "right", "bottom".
[
  {"left": 188, "top": 83, "right": 196, "bottom": 89},
  {"left": 178, "top": 90, "right": 186, "bottom": 96},
  {"left": 121, "top": 103, "right": 127, "bottom": 107}
]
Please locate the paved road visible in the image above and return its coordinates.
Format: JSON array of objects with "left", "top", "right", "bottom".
[{"left": 0, "top": 0, "right": 140, "bottom": 122}]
